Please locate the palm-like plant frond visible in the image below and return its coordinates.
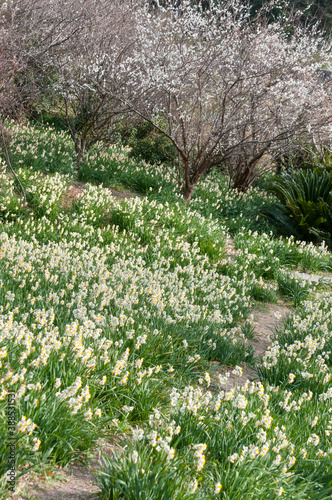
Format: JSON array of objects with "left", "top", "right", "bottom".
[{"left": 261, "top": 169, "right": 332, "bottom": 247}]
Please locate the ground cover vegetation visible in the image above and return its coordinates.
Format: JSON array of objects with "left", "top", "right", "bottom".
[
  {"left": 0, "top": 122, "right": 331, "bottom": 499},
  {"left": 0, "top": 0, "right": 332, "bottom": 498}
]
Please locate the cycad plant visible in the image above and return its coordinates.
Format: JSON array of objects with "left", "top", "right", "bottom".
[{"left": 261, "top": 169, "right": 332, "bottom": 247}]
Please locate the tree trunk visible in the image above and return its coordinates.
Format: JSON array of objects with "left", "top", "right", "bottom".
[
  {"left": 0, "top": 120, "right": 27, "bottom": 204},
  {"left": 232, "top": 164, "right": 255, "bottom": 192},
  {"left": 182, "top": 159, "right": 194, "bottom": 203},
  {"left": 75, "top": 137, "right": 86, "bottom": 171},
  {"left": 183, "top": 183, "right": 194, "bottom": 203}
]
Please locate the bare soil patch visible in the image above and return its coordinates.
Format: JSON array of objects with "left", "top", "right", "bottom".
[
  {"left": 211, "top": 361, "right": 257, "bottom": 392},
  {"left": 107, "top": 188, "right": 139, "bottom": 200},
  {"left": 61, "top": 182, "right": 86, "bottom": 208},
  {"left": 22, "top": 465, "right": 100, "bottom": 500},
  {"left": 224, "top": 237, "right": 238, "bottom": 257},
  {"left": 19, "top": 440, "right": 120, "bottom": 500},
  {"left": 61, "top": 181, "right": 139, "bottom": 209},
  {"left": 211, "top": 303, "right": 291, "bottom": 391},
  {"left": 249, "top": 304, "right": 290, "bottom": 357}
]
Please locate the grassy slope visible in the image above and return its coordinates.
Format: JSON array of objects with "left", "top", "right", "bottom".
[{"left": 0, "top": 122, "right": 331, "bottom": 499}]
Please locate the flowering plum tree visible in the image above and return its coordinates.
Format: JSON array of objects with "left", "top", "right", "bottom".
[
  {"left": 1, "top": 0, "right": 331, "bottom": 186},
  {"left": 0, "top": 0, "right": 92, "bottom": 170},
  {"left": 0, "top": 0, "right": 89, "bottom": 113},
  {"left": 0, "top": 0, "right": 139, "bottom": 168},
  {"left": 116, "top": 0, "right": 332, "bottom": 199},
  {"left": 42, "top": 0, "right": 140, "bottom": 168}
]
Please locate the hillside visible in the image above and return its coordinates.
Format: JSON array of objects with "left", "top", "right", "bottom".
[{"left": 0, "top": 123, "right": 332, "bottom": 499}]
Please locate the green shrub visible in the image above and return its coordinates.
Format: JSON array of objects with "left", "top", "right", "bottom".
[
  {"left": 262, "top": 169, "right": 332, "bottom": 247},
  {"left": 30, "top": 112, "right": 68, "bottom": 132},
  {"left": 78, "top": 143, "right": 175, "bottom": 196},
  {"left": 275, "top": 148, "right": 332, "bottom": 175},
  {"left": 117, "top": 121, "right": 178, "bottom": 167}
]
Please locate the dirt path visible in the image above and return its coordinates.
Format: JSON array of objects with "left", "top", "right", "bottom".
[
  {"left": 61, "top": 181, "right": 139, "bottom": 209},
  {"left": 22, "top": 465, "right": 100, "bottom": 500},
  {"left": 215, "top": 237, "right": 332, "bottom": 391},
  {"left": 19, "top": 439, "right": 119, "bottom": 500},
  {"left": 210, "top": 237, "right": 294, "bottom": 390},
  {"left": 212, "top": 303, "right": 291, "bottom": 391},
  {"left": 250, "top": 304, "right": 290, "bottom": 357}
]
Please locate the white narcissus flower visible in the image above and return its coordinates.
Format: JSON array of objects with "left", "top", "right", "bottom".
[
  {"left": 54, "top": 378, "right": 61, "bottom": 388},
  {"left": 32, "top": 438, "right": 41, "bottom": 451},
  {"left": 215, "top": 483, "right": 222, "bottom": 494},
  {"left": 84, "top": 409, "right": 93, "bottom": 421},
  {"left": 232, "top": 366, "right": 243, "bottom": 377}
]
